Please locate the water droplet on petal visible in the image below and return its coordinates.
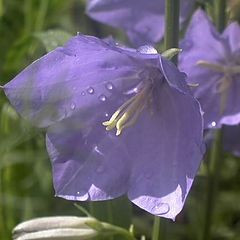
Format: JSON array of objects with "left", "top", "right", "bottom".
[
  {"left": 152, "top": 203, "right": 170, "bottom": 215},
  {"left": 81, "top": 91, "right": 86, "bottom": 96},
  {"left": 70, "top": 103, "right": 76, "bottom": 110},
  {"left": 76, "top": 191, "right": 89, "bottom": 200},
  {"left": 98, "top": 94, "right": 106, "bottom": 102},
  {"left": 87, "top": 87, "right": 94, "bottom": 94},
  {"left": 105, "top": 82, "right": 113, "bottom": 91},
  {"left": 96, "top": 165, "right": 104, "bottom": 173},
  {"left": 105, "top": 113, "right": 109, "bottom": 117},
  {"left": 137, "top": 45, "right": 158, "bottom": 54},
  {"left": 211, "top": 121, "right": 216, "bottom": 127}
]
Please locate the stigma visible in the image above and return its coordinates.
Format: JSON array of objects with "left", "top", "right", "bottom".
[{"left": 102, "top": 83, "right": 153, "bottom": 136}]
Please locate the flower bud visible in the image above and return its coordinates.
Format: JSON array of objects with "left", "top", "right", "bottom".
[{"left": 12, "top": 216, "right": 98, "bottom": 240}]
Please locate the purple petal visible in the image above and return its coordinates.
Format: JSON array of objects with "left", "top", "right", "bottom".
[
  {"left": 222, "top": 22, "right": 240, "bottom": 52},
  {"left": 46, "top": 68, "right": 204, "bottom": 219},
  {"left": 179, "top": 9, "right": 240, "bottom": 128},
  {"left": 87, "top": 0, "right": 195, "bottom": 46},
  {"left": 179, "top": 9, "right": 227, "bottom": 81},
  {"left": 3, "top": 35, "right": 153, "bottom": 127},
  {"left": 46, "top": 106, "right": 130, "bottom": 201},
  {"left": 127, "top": 81, "right": 203, "bottom": 219}
]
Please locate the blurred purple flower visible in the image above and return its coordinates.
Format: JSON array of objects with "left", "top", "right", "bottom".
[
  {"left": 86, "top": 0, "right": 195, "bottom": 46},
  {"left": 179, "top": 9, "right": 240, "bottom": 129},
  {"left": 223, "top": 125, "right": 240, "bottom": 157},
  {"left": 204, "top": 124, "right": 240, "bottom": 157},
  {"left": 3, "top": 34, "right": 204, "bottom": 219}
]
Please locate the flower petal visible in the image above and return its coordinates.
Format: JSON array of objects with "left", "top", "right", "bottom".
[
  {"left": 46, "top": 103, "right": 131, "bottom": 201},
  {"left": 222, "top": 22, "right": 240, "bottom": 52},
  {"left": 3, "top": 35, "right": 147, "bottom": 127},
  {"left": 126, "top": 81, "right": 204, "bottom": 219},
  {"left": 179, "top": 9, "right": 227, "bottom": 82}
]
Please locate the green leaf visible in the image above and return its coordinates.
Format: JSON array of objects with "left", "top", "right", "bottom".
[{"left": 35, "top": 29, "right": 72, "bottom": 52}]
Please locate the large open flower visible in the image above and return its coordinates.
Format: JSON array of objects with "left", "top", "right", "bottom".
[
  {"left": 179, "top": 9, "right": 240, "bottom": 129},
  {"left": 87, "top": 0, "right": 195, "bottom": 46},
  {"left": 3, "top": 34, "right": 204, "bottom": 219}
]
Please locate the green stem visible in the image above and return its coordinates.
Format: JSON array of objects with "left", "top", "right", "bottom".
[
  {"left": 202, "top": 130, "right": 223, "bottom": 240},
  {"left": 214, "top": 0, "right": 227, "bottom": 32},
  {"left": 202, "top": 2, "right": 226, "bottom": 240},
  {"left": 152, "top": 217, "right": 160, "bottom": 240},
  {"left": 164, "top": 0, "right": 180, "bottom": 64},
  {"left": 102, "top": 222, "right": 135, "bottom": 240}
]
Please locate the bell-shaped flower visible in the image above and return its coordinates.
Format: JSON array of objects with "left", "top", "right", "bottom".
[
  {"left": 86, "top": 0, "right": 195, "bottom": 46},
  {"left": 2, "top": 34, "right": 204, "bottom": 220},
  {"left": 179, "top": 9, "right": 240, "bottom": 129}
]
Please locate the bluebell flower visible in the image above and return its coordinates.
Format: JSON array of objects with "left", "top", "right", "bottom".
[
  {"left": 3, "top": 34, "right": 204, "bottom": 219},
  {"left": 87, "top": 0, "right": 195, "bottom": 46},
  {"left": 179, "top": 9, "right": 240, "bottom": 129}
]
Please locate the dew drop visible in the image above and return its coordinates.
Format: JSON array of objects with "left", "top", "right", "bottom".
[
  {"left": 137, "top": 45, "right": 158, "bottom": 54},
  {"left": 70, "top": 103, "right": 76, "bottom": 110},
  {"left": 76, "top": 191, "right": 89, "bottom": 200},
  {"left": 211, "top": 121, "right": 216, "bottom": 127},
  {"left": 105, "top": 82, "right": 113, "bottom": 91},
  {"left": 87, "top": 87, "right": 94, "bottom": 94},
  {"left": 105, "top": 113, "right": 109, "bottom": 117},
  {"left": 81, "top": 91, "right": 86, "bottom": 96},
  {"left": 152, "top": 203, "right": 170, "bottom": 215},
  {"left": 99, "top": 94, "right": 106, "bottom": 102}
]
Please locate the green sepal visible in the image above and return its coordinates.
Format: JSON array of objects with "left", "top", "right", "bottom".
[{"left": 161, "top": 48, "right": 182, "bottom": 60}]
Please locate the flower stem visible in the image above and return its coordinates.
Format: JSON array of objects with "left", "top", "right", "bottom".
[
  {"left": 164, "top": 0, "right": 180, "bottom": 64},
  {"left": 214, "top": 0, "right": 227, "bottom": 32},
  {"left": 202, "top": 130, "right": 223, "bottom": 240},
  {"left": 152, "top": 217, "right": 161, "bottom": 240},
  {"left": 202, "top": 2, "right": 226, "bottom": 240}
]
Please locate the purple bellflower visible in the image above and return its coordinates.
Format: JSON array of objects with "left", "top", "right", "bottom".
[
  {"left": 2, "top": 34, "right": 204, "bottom": 219},
  {"left": 87, "top": 0, "right": 195, "bottom": 46},
  {"left": 223, "top": 125, "right": 240, "bottom": 157},
  {"left": 179, "top": 9, "right": 240, "bottom": 129}
]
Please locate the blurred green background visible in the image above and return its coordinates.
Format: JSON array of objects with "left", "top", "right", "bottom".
[{"left": 0, "top": 0, "right": 240, "bottom": 239}]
